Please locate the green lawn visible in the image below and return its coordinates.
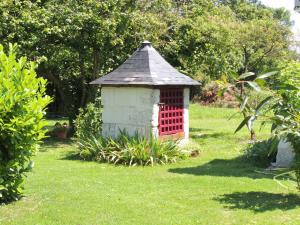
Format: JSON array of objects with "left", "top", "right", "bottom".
[{"left": 1, "top": 104, "right": 300, "bottom": 225}]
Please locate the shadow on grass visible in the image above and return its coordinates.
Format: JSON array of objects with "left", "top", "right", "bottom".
[
  {"left": 190, "top": 132, "right": 232, "bottom": 140},
  {"left": 169, "top": 139, "right": 285, "bottom": 180},
  {"left": 41, "top": 137, "right": 74, "bottom": 152},
  {"left": 189, "top": 127, "right": 212, "bottom": 132},
  {"left": 60, "top": 150, "right": 81, "bottom": 160},
  {"left": 168, "top": 155, "right": 292, "bottom": 180},
  {"left": 214, "top": 192, "right": 300, "bottom": 212}
]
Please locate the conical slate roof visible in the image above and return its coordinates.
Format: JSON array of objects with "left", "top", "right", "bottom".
[{"left": 90, "top": 41, "right": 199, "bottom": 86}]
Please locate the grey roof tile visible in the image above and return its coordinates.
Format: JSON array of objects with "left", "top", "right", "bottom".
[{"left": 90, "top": 41, "right": 199, "bottom": 86}]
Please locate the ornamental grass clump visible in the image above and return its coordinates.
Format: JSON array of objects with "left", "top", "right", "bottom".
[
  {"left": 77, "top": 131, "right": 188, "bottom": 166},
  {"left": 0, "top": 44, "right": 51, "bottom": 203}
]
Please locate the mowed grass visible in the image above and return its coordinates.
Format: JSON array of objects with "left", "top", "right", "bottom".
[{"left": 1, "top": 104, "right": 300, "bottom": 225}]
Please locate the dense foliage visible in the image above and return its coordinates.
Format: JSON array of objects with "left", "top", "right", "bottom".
[
  {"left": 270, "top": 62, "right": 300, "bottom": 188},
  {"left": 77, "top": 132, "right": 187, "bottom": 166},
  {"left": 244, "top": 139, "right": 278, "bottom": 167},
  {"left": 0, "top": 0, "right": 295, "bottom": 120},
  {"left": 75, "top": 94, "right": 102, "bottom": 140},
  {"left": 0, "top": 44, "right": 51, "bottom": 202}
]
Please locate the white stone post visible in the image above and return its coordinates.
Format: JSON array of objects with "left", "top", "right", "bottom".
[
  {"left": 151, "top": 89, "right": 160, "bottom": 138},
  {"left": 183, "top": 88, "right": 190, "bottom": 139},
  {"left": 273, "top": 139, "right": 295, "bottom": 168}
]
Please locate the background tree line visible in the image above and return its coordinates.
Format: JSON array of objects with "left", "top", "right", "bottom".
[{"left": 0, "top": 0, "right": 297, "bottom": 122}]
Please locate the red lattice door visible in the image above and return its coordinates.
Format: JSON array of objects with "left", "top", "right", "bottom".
[{"left": 159, "top": 88, "right": 184, "bottom": 136}]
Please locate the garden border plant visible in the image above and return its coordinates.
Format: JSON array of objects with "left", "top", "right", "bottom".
[
  {"left": 77, "top": 131, "right": 189, "bottom": 166},
  {"left": 0, "top": 44, "right": 51, "bottom": 203}
]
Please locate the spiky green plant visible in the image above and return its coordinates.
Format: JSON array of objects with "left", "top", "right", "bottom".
[{"left": 77, "top": 131, "right": 188, "bottom": 166}]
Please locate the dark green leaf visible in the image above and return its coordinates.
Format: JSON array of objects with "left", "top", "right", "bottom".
[
  {"left": 256, "top": 71, "right": 278, "bottom": 79},
  {"left": 240, "top": 96, "right": 249, "bottom": 111},
  {"left": 255, "top": 78, "right": 267, "bottom": 87},
  {"left": 246, "top": 81, "right": 261, "bottom": 92},
  {"left": 235, "top": 116, "right": 252, "bottom": 133},
  {"left": 255, "top": 96, "right": 273, "bottom": 116},
  {"left": 238, "top": 72, "right": 255, "bottom": 80},
  {"left": 274, "top": 83, "right": 299, "bottom": 90}
]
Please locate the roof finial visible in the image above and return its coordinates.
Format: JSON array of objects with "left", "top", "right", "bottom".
[{"left": 141, "top": 40, "right": 151, "bottom": 48}]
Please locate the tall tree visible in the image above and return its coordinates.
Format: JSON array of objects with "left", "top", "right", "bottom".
[
  {"left": 0, "top": 0, "right": 294, "bottom": 121},
  {"left": 236, "top": 19, "right": 292, "bottom": 73}
]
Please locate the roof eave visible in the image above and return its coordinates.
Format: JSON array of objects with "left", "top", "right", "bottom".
[{"left": 89, "top": 81, "right": 201, "bottom": 87}]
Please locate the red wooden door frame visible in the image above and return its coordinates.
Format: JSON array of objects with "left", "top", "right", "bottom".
[{"left": 158, "top": 88, "right": 184, "bottom": 136}]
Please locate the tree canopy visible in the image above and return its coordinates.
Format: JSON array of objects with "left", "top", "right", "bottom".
[{"left": 0, "top": 0, "right": 296, "bottom": 120}]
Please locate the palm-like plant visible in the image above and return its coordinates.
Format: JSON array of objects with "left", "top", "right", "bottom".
[{"left": 222, "top": 71, "right": 277, "bottom": 140}]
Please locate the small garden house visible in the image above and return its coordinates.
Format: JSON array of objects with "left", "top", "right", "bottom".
[{"left": 91, "top": 41, "right": 199, "bottom": 139}]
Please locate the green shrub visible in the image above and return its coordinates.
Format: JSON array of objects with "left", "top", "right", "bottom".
[
  {"left": 195, "top": 81, "right": 239, "bottom": 108},
  {"left": 75, "top": 95, "right": 102, "bottom": 140},
  {"left": 244, "top": 139, "right": 278, "bottom": 167},
  {"left": 77, "top": 131, "right": 188, "bottom": 166},
  {"left": 271, "top": 62, "right": 300, "bottom": 188},
  {"left": 0, "top": 44, "right": 51, "bottom": 203},
  {"left": 48, "top": 122, "right": 69, "bottom": 139}
]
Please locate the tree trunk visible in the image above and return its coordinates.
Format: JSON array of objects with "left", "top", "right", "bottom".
[
  {"left": 92, "top": 47, "right": 101, "bottom": 80},
  {"left": 250, "top": 129, "right": 256, "bottom": 141},
  {"left": 79, "top": 52, "right": 88, "bottom": 108},
  {"left": 42, "top": 71, "right": 69, "bottom": 112},
  {"left": 40, "top": 68, "right": 74, "bottom": 124}
]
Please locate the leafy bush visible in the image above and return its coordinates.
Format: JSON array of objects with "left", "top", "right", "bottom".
[
  {"left": 244, "top": 139, "right": 278, "bottom": 167},
  {"left": 77, "top": 131, "right": 188, "bottom": 166},
  {"left": 195, "top": 81, "right": 239, "bottom": 108},
  {"left": 199, "top": 81, "right": 220, "bottom": 104},
  {"left": 0, "top": 44, "right": 51, "bottom": 203},
  {"left": 270, "top": 62, "right": 300, "bottom": 188},
  {"left": 48, "top": 122, "right": 69, "bottom": 139},
  {"left": 75, "top": 95, "right": 102, "bottom": 140}
]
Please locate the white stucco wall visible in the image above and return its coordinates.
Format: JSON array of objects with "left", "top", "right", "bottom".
[
  {"left": 183, "top": 88, "right": 190, "bottom": 139},
  {"left": 101, "top": 86, "right": 190, "bottom": 140},
  {"left": 101, "top": 86, "right": 160, "bottom": 138}
]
